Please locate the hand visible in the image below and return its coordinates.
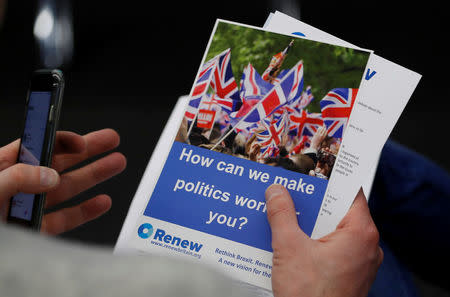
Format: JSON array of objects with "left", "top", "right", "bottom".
[
  {"left": 310, "top": 126, "right": 327, "bottom": 150},
  {"left": 248, "top": 142, "right": 261, "bottom": 162},
  {"left": 265, "top": 185, "right": 383, "bottom": 297},
  {"left": 0, "top": 129, "right": 126, "bottom": 235}
]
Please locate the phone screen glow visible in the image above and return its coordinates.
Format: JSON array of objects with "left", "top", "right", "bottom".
[{"left": 10, "top": 91, "right": 52, "bottom": 221}]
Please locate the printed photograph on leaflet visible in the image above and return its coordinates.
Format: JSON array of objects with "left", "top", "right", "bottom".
[{"left": 141, "top": 20, "right": 371, "bottom": 254}]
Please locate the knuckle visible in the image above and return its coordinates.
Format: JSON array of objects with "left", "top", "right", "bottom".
[
  {"left": 9, "top": 163, "right": 28, "bottom": 184},
  {"left": 352, "top": 222, "right": 380, "bottom": 246},
  {"left": 365, "top": 223, "right": 380, "bottom": 245},
  {"left": 0, "top": 157, "right": 11, "bottom": 170}
]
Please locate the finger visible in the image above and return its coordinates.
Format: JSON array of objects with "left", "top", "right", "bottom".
[
  {"left": 45, "top": 152, "right": 126, "bottom": 208},
  {"left": 53, "top": 131, "right": 87, "bottom": 154},
  {"left": 0, "top": 164, "right": 59, "bottom": 205},
  {"left": 52, "top": 129, "right": 120, "bottom": 172},
  {"left": 41, "top": 194, "right": 112, "bottom": 235},
  {"left": 265, "top": 184, "right": 308, "bottom": 247},
  {"left": 0, "top": 139, "right": 20, "bottom": 171}
]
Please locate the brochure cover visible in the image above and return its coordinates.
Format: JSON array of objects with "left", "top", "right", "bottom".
[{"left": 116, "top": 19, "right": 374, "bottom": 290}]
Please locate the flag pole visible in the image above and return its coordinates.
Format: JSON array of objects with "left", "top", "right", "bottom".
[{"left": 210, "top": 116, "right": 245, "bottom": 151}]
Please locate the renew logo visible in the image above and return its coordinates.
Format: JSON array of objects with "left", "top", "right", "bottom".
[
  {"left": 138, "top": 223, "right": 154, "bottom": 239},
  {"left": 138, "top": 223, "right": 204, "bottom": 252}
]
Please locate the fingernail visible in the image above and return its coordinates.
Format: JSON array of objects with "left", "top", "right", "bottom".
[
  {"left": 40, "top": 167, "right": 59, "bottom": 187},
  {"left": 265, "top": 184, "right": 285, "bottom": 202}
]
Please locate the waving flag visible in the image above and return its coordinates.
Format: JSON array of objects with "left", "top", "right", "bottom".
[
  {"left": 272, "top": 61, "right": 304, "bottom": 118},
  {"left": 288, "top": 109, "right": 323, "bottom": 138},
  {"left": 262, "top": 40, "right": 294, "bottom": 83},
  {"left": 229, "top": 64, "right": 271, "bottom": 122},
  {"left": 320, "top": 88, "right": 358, "bottom": 138},
  {"left": 260, "top": 145, "right": 280, "bottom": 158},
  {"left": 217, "top": 63, "right": 272, "bottom": 117},
  {"left": 286, "top": 61, "right": 304, "bottom": 103},
  {"left": 211, "top": 49, "right": 241, "bottom": 102},
  {"left": 240, "top": 63, "right": 273, "bottom": 100},
  {"left": 232, "top": 60, "right": 303, "bottom": 128},
  {"left": 212, "top": 94, "right": 241, "bottom": 114},
  {"left": 230, "top": 64, "right": 273, "bottom": 128},
  {"left": 185, "top": 57, "right": 217, "bottom": 121},
  {"left": 255, "top": 115, "right": 286, "bottom": 152}
]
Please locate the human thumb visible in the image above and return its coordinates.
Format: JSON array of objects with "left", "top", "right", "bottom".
[
  {"left": 265, "top": 184, "right": 308, "bottom": 249},
  {"left": 0, "top": 164, "right": 59, "bottom": 206}
]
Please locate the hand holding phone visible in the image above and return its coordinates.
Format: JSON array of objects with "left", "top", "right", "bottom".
[{"left": 7, "top": 69, "right": 64, "bottom": 230}]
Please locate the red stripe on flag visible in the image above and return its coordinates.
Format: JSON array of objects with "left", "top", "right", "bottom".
[
  {"left": 214, "top": 69, "right": 238, "bottom": 97},
  {"left": 328, "top": 92, "right": 347, "bottom": 104},
  {"left": 185, "top": 111, "right": 195, "bottom": 120},
  {"left": 262, "top": 89, "right": 281, "bottom": 116},
  {"left": 192, "top": 83, "right": 207, "bottom": 97},
  {"left": 322, "top": 106, "right": 352, "bottom": 118},
  {"left": 215, "top": 99, "right": 233, "bottom": 109},
  {"left": 249, "top": 66, "right": 258, "bottom": 95}
]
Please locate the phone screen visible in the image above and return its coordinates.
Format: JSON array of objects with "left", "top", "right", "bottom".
[{"left": 9, "top": 91, "right": 52, "bottom": 221}]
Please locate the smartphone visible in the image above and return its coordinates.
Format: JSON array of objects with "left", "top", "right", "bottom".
[{"left": 7, "top": 69, "right": 64, "bottom": 230}]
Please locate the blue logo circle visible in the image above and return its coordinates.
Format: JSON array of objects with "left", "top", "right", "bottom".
[{"left": 138, "top": 223, "right": 153, "bottom": 239}]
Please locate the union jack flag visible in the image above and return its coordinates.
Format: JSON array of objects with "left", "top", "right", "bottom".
[
  {"left": 211, "top": 48, "right": 241, "bottom": 102},
  {"left": 212, "top": 94, "right": 241, "bottom": 114},
  {"left": 213, "top": 62, "right": 271, "bottom": 116},
  {"left": 233, "top": 60, "right": 304, "bottom": 128},
  {"left": 240, "top": 63, "right": 273, "bottom": 100},
  {"left": 230, "top": 64, "right": 274, "bottom": 129},
  {"left": 260, "top": 145, "right": 280, "bottom": 158},
  {"left": 255, "top": 115, "right": 286, "bottom": 152},
  {"left": 286, "top": 61, "right": 304, "bottom": 103},
  {"left": 288, "top": 109, "right": 323, "bottom": 138},
  {"left": 185, "top": 56, "right": 218, "bottom": 121},
  {"left": 272, "top": 62, "right": 304, "bottom": 119},
  {"left": 320, "top": 88, "right": 358, "bottom": 138}
]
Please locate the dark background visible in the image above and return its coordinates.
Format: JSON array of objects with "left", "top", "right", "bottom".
[{"left": 1, "top": 1, "right": 449, "bottom": 296}]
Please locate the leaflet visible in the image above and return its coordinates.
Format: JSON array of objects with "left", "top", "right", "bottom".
[
  {"left": 115, "top": 17, "right": 420, "bottom": 291},
  {"left": 264, "top": 11, "right": 421, "bottom": 238}
]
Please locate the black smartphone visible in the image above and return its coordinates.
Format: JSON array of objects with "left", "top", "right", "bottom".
[{"left": 7, "top": 69, "right": 64, "bottom": 230}]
